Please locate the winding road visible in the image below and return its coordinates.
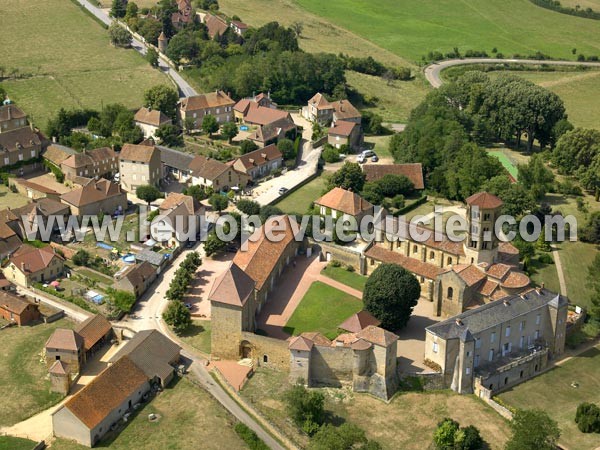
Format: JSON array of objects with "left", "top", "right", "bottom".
[
  {"left": 76, "top": 0, "right": 197, "bottom": 97},
  {"left": 424, "top": 58, "right": 600, "bottom": 88}
]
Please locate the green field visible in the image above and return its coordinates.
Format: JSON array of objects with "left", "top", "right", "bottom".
[
  {"left": 0, "top": 319, "right": 74, "bottom": 427},
  {"left": 488, "top": 150, "right": 519, "bottom": 180},
  {"left": 321, "top": 265, "right": 368, "bottom": 291},
  {"left": 0, "top": 436, "right": 37, "bottom": 450},
  {"left": 178, "top": 320, "right": 212, "bottom": 355},
  {"left": 293, "top": 0, "right": 600, "bottom": 62},
  {"left": 499, "top": 345, "right": 600, "bottom": 450},
  {"left": 274, "top": 174, "right": 327, "bottom": 214},
  {"left": 0, "top": 0, "right": 167, "bottom": 130},
  {"left": 486, "top": 70, "right": 600, "bottom": 130},
  {"left": 283, "top": 281, "right": 362, "bottom": 339},
  {"left": 52, "top": 377, "right": 246, "bottom": 450}
]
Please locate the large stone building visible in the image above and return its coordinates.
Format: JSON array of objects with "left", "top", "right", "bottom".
[
  {"left": 3, "top": 244, "right": 64, "bottom": 287},
  {"left": 231, "top": 144, "right": 283, "bottom": 180},
  {"left": 178, "top": 91, "right": 235, "bottom": 130},
  {"left": 425, "top": 288, "right": 568, "bottom": 395},
  {"left": 364, "top": 192, "right": 531, "bottom": 317},
  {"left": 302, "top": 93, "right": 361, "bottom": 126},
  {"left": 0, "top": 103, "right": 28, "bottom": 132},
  {"left": 134, "top": 107, "right": 172, "bottom": 139},
  {"left": 315, "top": 187, "right": 374, "bottom": 224},
  {"left": 60, "top": 147, "right": 118, "bottom": 181},
  {"left": 119, "top": 143, "right": 162, "bottom": 192},
  {"left": 188, "top": 155, "right": 250, "bottom": 190},
  {"left": 0, "top": 291, "right": 41, "bottom": 326},
  {"left": 60, "top": 178, "right": 127, "bottom": 217}
]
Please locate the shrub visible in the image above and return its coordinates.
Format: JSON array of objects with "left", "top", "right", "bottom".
[
  {"left": 234, "top": 423, "right": 269, "bottom": 450},
  {"left": 345, "top": 264, "right": 355, "bottom": 272},
  {"left": 538, "top": 253, "right": 554, "bottom": 264},
  {"left": 575, "top": 402, "right": 600, "bottom": 433},
  {"left": 322, "top": 145, "right": 340, "bottom": 163},
  {"left": 329, "top": 260, "right": 342, "bottom": 268},
  {"left": 284, "top": 382, "right": 325, "bottom": 435}
]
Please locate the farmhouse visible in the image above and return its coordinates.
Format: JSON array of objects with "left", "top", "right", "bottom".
[
  {"left": 233, "top": 93, "right": 278, "bottom": 122},
  {"left": 314, "top": 186, "right": 374, "bottom": 223},
  {"left": 248, "top": 117, "right": 297, "bottom": 148},
  {"left": 119, "top": 143, "right": 162, "bottom": 192},
  {"left": 425, "top": 288, "right": 568, "bottom": 395},
  {"left": 178, "top": 91, "right": 235, "bottom": 129},
  {"left": 231, "top": 144, "right": 283, "bottom": 180},
  {"left": 362, "top": 163, "right": 425, "bottom": 190},
  {"left": 202, "top": 13, "right": 229, "bottom": 38},
  {"left": 153, "top": 192, "right": 204, "bottom": 246},
  {"left": 0, "top": 126, "right": 44, "bottom": 169},
  {"left": 43, "top": 144, "right": 78, "bottom": 168},
  {"left": 327, "top": 120, "right": 363, "bottom": 151},
  {"left": 45, "top": 328, "right": 85, "bottom": 374},
  {"left": 3, "top": 244, "right": 64, "bottom": 287},
  {"left": 0, "top": 102, "right": 28, "bottom": 132},
  {"left": 188, "top": 154, "right": 250, "bottom": 190},
  {"left": 60, "top": 147, "right": 118, "bottom": 181},
  {"left": 134, "top": 107, "right": 172, "bottom": 139},
  {"left": 60, "top": 178, "right": 127, "bottom": 217},
  {"left": 13, "top": 198, "right": 70, "bottom": 241},
  {"left": 0, "top": 291, "right": 41, "bottom": 326},
  {"left": 114, "top": 262, "right": 157, "bottom": 299},
  {"left": 303, "top": 93, "right": 361, "bottom": 126}
]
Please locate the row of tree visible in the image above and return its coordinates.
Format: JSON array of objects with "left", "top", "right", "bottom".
[{"left": 552, "top": 128, "right": 600, "bottom": 196}]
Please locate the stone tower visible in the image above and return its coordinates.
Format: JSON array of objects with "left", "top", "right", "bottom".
[
  {"left": 49, "top": 360, "right": 71, "bottom": 395},
  {"left": 463, "top": 192, "right": 503, "bottom": 265},
  {"left": 158, "top": 31, "right": 168, "bottom": 54}
]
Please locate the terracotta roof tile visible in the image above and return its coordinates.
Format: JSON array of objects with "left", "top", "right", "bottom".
[
  {"left": 315, "top": 187, "right": 373, "bottom": 216},
  {"left": 187, "top": 155, "right": 230, "bottom": 180},
  {"left": 243, "top": 104, "right": 290, "bottom": 126},
  {"left": 9, "top": 245, "right": 62, "bottom": 275},
  {"left": 477, "top": 279, "right": 499, "bottom": 297},
  {"left": 180, "top": 91, "right": 234, "bottom": 111},
  {"left": 0, "top": 127, "right": 41, "bottom": 152},
  {"left": 235, "top": 144, "right": 282, "bottom": 170},
  {"left": 453, "top": 264, "right": 487, "bottom": 287},
  {"left": 204, "top": 14, "right": 229, "bottom": 38},
  {"left": 232, "top": 216, "right": 299, "bottom": 290},
  {"left": 308, "top": 93, "right": 333, "bottom": 110},
  {"left": 501, "top": 271, "right": 531, "bottom": 289},
  {"left": 288, "top": 335, "right": 313, "bottom": 351},
  {"left": 60, "top": 178, "right": 123, "bottom": 208},
  {"left": 339, "top": 310, "right": 381, "bottom": 333},
  {"left": 362, "top": 163, "right": 425, "bottom": 190},
  {"left": 45, "top": 329, "right": 83, "bottom": 352},
  {"left": 466, "top": 192, "right": 503, "bottom": 209},
  {"left": 0, "top": 291, "right": 36, "bottom": 315},
  {"left": 134, "top": 107, "right": 171, "bottom": 127},
  {"left": 119, "top": 262, "right": 156, "bottom": 293},
  {"left": 365, "top": 244, "right": 443, "bottom": 280},
  {"left": 0, "top": 104, "right": 26, "bottom": 122},
  {"left": 14, "top": 179, "right": 59, "bottom": 195},
  {"left": 119, "top": 143, "right": 158, "bottom": 163},
  {"left": 486, "top": 263, "right": 512, "bottom": 281},
  {"left": 49, "top": 360, "right": 68, "bottom": 375},
  {"left": 75, "top": 314, "right": 112, "bottom": 351},
  {"left": 44, "top": 144, "right": 78, "bottom": 166},
  {"left": 300, "top": 332, "right": 332, "bottom": 346},
  {"left": 159, "top": 192, "right": 202, "bottom": 215},
  {"left": 331, "top": 99, "right": 360, "bottom": 121},
  {"left": 209, "top": 262, "right": 256, "bottom": 307},
  {"left": 328, "top": 120, "right": 358, "bottom": 137},
  {"left": 63, "top": 356, "right": 148, "bottom": 429},
  {"left": 355, "top": 325, "right": 398, "bottom": 347}
]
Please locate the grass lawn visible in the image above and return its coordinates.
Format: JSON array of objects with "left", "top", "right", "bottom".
[
  {"left": 488, "top": 150, "right": 519, "bottom": 180},
  {"left": 0, "top": 436, "right": 37, "bottom": 450},
  {"left": 0, "top": 185, "right": 30, "bottom": 210},
  {"left": 283, "top": 281, "right": 362, "bottom": 339},
  {"left": 52, "top": 377, "right": 246, "bottom": 450},
  {"left": 177, "top": 320, "right": 212, "bottom": 355},
  {"left": 528, "top": 252, "right": 561, "bottom": 294},
  {"left": 274, "top": 174, "right": 328, "bottom": 214},
  {"left": 486, "top": 70, "right": 600, "bottom": 130},
  {"left": 364, "top": 135, "right": 393, "bottom": 159},
  {"left": 346, "top": 71, "right": 431, "bottom": 123},
  {"left": 321, "top": 265, "right": 367, "bottom": 291},
  {"left": 75, "top": 268, "right": 114, "bottom": 286},
  {"left": 0, "top": 318, "right": 74, "bottom": 427},
  {"left": 241, "top": 368, "right": 511, "bottom": 450},
  {"left": 293, "top": 0, "right": 600, "bottom": 62},
  {"left": 0, "top": 0, "right": 167, "bottom": 130},
  {"left": 499, "top": 345, "right": 600, "bottom": 450}
]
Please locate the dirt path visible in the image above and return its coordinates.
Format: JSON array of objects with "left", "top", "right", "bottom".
[{"left": 552, "top": 245, "right": 568, "bottom": 297}]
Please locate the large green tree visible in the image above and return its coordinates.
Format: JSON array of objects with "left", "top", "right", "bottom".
[
  {"left": 553, "top": 128, "right": 600, "bottom": 175},
  {"left": 202, "top": 114, "right": 219, "bottom": 137},
  {"left": 155, "top": 123, "right": 184, "bottom": 147},
  {"left": 284, "top": 383, "right": 325, "bottom": 436},
  {"left": 505, "top": 409, "right": 560, "bottom": 450},
  {"left": 162, "top": 300, "right": 191, "bottom": 332},
  {"left": 108, "top": 23, "right": 132, "bottom": 47},
  {"left": 309, "top": 423, "right": 381, "bottom": 450},
  {"left": 136, "top": 184, "right": 162, "bottom": 205},
  {"left": 363, "top": 263, "right": 420, "bottom": 330},
  {"left": 517, "top": 154, "right": 555, "bottom": 200},
  {"left": 327, "top": 162, "right": 366, "bottom": 193},
  {"left": 143, "top": 85, "right": 179, "bottom": 119}
]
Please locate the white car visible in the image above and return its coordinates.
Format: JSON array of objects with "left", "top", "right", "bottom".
[{"left": 357, "top": 150, "right": 376, "bottom": 163}]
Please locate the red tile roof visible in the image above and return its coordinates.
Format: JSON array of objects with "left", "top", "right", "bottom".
[
  {"left": 134, "top": 107, "right": 172, "bottom": 127},
  {"left": 339, "top": 310, "right": 381, "bottom": 333},
  {"left": 501, "top": 271, "right": 530, "bottom": 289},
  {"left": 180, "top": 91, "right": 234, "bottom": 111},
  {"left": 0, "top": 291, "right": 36, "bottom": 315},
  {"left": 120, "top": 143, "right": 158, "bottom": 163},
  {"left": 45, "top": 329, "right": 83, "bottom": 352},
  {"left": 365, "top": 244, "right": 444, "bottom": 280},
  {"left": 315, "top": 187, "right": 373, "bottom": 216},
  {"left": 362, "top": 163, "right": 425, "bottom": 190},
  {"left": 243, "top": 104, "right": 290, "bottom": 126},
  {"left": 331, "top": 100, "right": 360, "bottom": 121},
  {"left": 356, "top": 325, "right": 398, "bottom": 347},
  {"left": 60, "top": 179, "right": 123, "bottom": 208},
  {"left": 452, "top": 264, "right": 487, "bottom": 287},
  {"left": 328, "top": 120, "right": 358, "bottom": 137},
  {"left": 234, "top": 144, "right": 282, "bottom": 170},
  {"left": 209, "top": 262, "right": 256, "bottom": 307},
  {"left": 288, "top": 335, "right": 314, "bottom": 351},
  {"left": 466, "top": 192, "right": 503, "bottom": 209},
  {"left": 75, "top": 314, "right": 112, "bottom": 351},
  {"left": 9, "top": 245, "right": 62, "bottom": 275}
]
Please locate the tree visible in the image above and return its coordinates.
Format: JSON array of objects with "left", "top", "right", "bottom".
[
  {"left": 240, "top": 139, "right": 259, "bottom": 154},
  {"left": 146, "top": 47, "right": 159, "bottom": 67},
  {"left": 108, "top": 23, "right": 132, "bottom": 47},
  {"left": 553, "top": 128, "right": 600, "bottom": 175},
  {"left": 143, "top": 85, "right": 179, "bottom": 119},
  {"left": 183, "top": 117, "right": 196, "bottom": 134},
  {"left": 125, "top": 1, "right": 139, "bottom": 19},
  {"left": 220, "top": 122, "right": 238, "bottom": 143},
  {"left": 536, "top": 226, "right": 552, "bottom": 252},
  {"left": 136, "top": 184, "right": 162, "bottom": 205},
  {"left": 204, "top": 231, "right": 226, "bottom": 256},
  {"left": 517, "top": 154, "right": 555, "bottom": 200},
  {"left": 575, "top": 402, "right": 600, "bottom": 433},
  {"left": 155, "top": 123, "right": 184, "bottom": 147},
  {"left": 184, "top": 185, "right": 207, "bottom": 201},
  {"left": 374, "top": 174, "right": 414, "bottom": 197},
  {"left": 109, "top": 289, "right": 136, "bottom": 313},
  {"left": 327, "top": 162, "right": 366, "bottom": 192},
  {"left": 202, "top": 114, "right": 219, "bottom": 137},
  {"left": 277, "top": 138, "right": 296, "bottom": 160},
  {"left": 209, "top": 193, "right": 228, "bottom": 213},
  {"left": 284, "top": 383, "right": 325, "bottom": 435},
  {"left": 309, "top": 423, "right": 381, "bottom": 450},
  {"left": 259, "top": 205, "right": 283, "bottom": 222},
  {"left": 162, "top": 300, "right": 191, "bottom": 332},
  {"left": 322, "top": 145, "right": 340, "bottom": 163},
  {"left": 291, "top": 21, "right": 304, "bottom": 38},
  {"left": 433, "top": 418, "right": 460, "bottom": 450},
  {"left": 111, "top": 0, "right": 127, "bottom": 18},
  {"left": 587, "top": 254, "right": 600, "bottom": 321},
  {"left": 363, "top": 263, "right": 420, "bottom": 330},
  {"left": 505, "top": 409, "right": 560, "bottom": 450},
  {"left": 237, "top": 199, "right": 261, "bottom": 216},
  {"left": 72, "top": 249, "right": 91, "bottom": 266}
]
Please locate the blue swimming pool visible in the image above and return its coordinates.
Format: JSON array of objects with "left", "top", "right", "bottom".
[
  {"left": 122, "top": 254, "right": 135, "bottom": 263},
  {"left": 97, "top": 242, "right": 114, "bottom": 251}
]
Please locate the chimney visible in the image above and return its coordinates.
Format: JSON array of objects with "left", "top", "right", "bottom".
[
  {"left": 503, "top": 299, "right": 510, "bottom": 306},
  {"left": 21, "top": 262, "right": 25, "bottom": 271},
  {"left": 455, "top": 318, "right": 463, "bottom": 326},
  {"left": 7, "top": 106, "right": 11, "bottom": 120}
]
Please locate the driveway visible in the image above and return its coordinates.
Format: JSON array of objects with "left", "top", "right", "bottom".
[{"left": 424, "top": 58, "right": 600, "bottom": 88}]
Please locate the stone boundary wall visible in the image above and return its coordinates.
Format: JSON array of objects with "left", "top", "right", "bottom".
[
  {"left": 314, "top": 240, "right": 362, "bottom": 271},
  {"left": 241, "top": 331, "right": 290, "bottom": 371}
]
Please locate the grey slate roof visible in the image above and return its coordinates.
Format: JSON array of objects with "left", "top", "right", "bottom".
[
  {"left": 109, "top": 330, "right": 181, "bottom": 383},
  {"left": 135, "top": 249, "right": 166, "bottom": 266},
  {"left": 158, "top": 145, "right": 194, "bottom": 171},
  {"left": 427, "top": 289, "right": 567, "bottom": 340}
]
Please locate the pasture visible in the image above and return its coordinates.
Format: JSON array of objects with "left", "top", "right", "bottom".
[
  {"left": 293, "top": 0, "right": 600, "bottom": 62},
  {"left": 0, "top": 0, "right": 167, "bottom": 130}
]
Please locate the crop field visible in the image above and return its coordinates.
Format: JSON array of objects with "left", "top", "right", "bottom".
[
  {"left": 293, "top": 0, "right": 600, "bottom": 62},
  {"left": 0, "top": 0, "right": 167, "bottom": 131}
]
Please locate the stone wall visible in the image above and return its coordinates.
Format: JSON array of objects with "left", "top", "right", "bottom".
[
  {"left": 316, "top": 241, "right": 362, "bottom": 270},
  {"left": 240, "top": 331, "right": 290, "bottom": 371},
  {"left": 309, "top": 345, "right": 354, "bottom": 387},
  {"left": 211, "top": 303, "right": 243, "bottom": 360}
]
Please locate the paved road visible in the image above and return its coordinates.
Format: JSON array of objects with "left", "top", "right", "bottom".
[
  {"left": 76, "top": 0, "right": 197, "bottom": 97},
  {"left": 424, "top": 58, "right": 600, "bottom": 88}
]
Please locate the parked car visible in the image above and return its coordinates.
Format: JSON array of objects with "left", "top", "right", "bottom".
[
  {"left": 371, "top": 155, "right": 379, "bottom": 162},
  {"left": 357, "top": 150, "right": 376, "bottom": 163},
  {"left": 278, "top": 187, "right": 289, "bottom": 195}
]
